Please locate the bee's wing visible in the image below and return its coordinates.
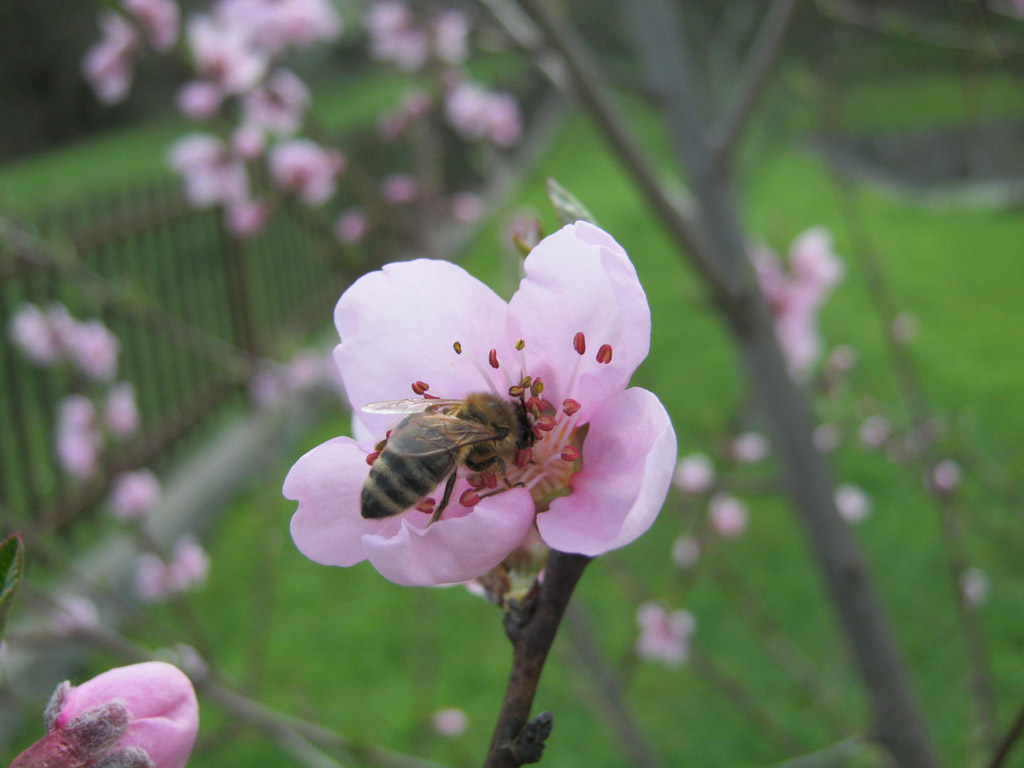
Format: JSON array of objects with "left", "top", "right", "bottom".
[
  {"left": 362, "top": 398, "right": 462, "bottom": 414},
  {"left": 387, "top": 413, "right": 504, "bottom": 458}
]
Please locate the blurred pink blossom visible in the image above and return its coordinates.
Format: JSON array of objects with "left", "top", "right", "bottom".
[
  {"left": 709, "top": 493, "right": 748, "bottom": 538},
  {"left": 226, "top": 198, "right": 269, "bottom": 236},
  {"left": 109, "top": 469, "right": 162, "bottom": 520},
  {"left": 123, "top": 0, "right": 180, "bottom": 51},
  {"left": 731, "top": 431, "right": 769, "bottom": 463},
  {"left": 269, "top": 139, "right": 344, "bottom": 205},
  {"left": 859, "top": 415, "right": 891, "bottom": 448},
  {"left": 243, "top": 68, "right": 310, "bottom": 135},
  {"left": 82, "top": 13, "right": 140, "bottom": 105},
  {"left": 286, "top": 222, "right": 675, "bottom": 586},
  {"left": 8, "top": 303, "right": 61, "bottom": 364},
  {"left": 432, "top": 10, "right": 470, "bottom": 65},
  {"left": 930, "top": 459, "right": 962, "bottom": 497},
  {"left": 432, "top": 707, "right": 469, "bottom": 737},
  {"left": 177, "top": 80, "right": 223, "bottom": 120},
  {"left": 635, "top": 602, "right": 695, "bottom": 665},
  {"left": 134, "top": 538, "right": 209, "bottom": 601},
  {"left": 813, "top": 422, "right": 841, "bottom": 453},
  {"left": 380, "top": 173, "right": 418, "bottom": 204},
  {"left": 835, "top": 483, "right": 871, "bottom": 523},
  {"left": 231, "top": 123, "right": 266, "bottom": 159},
  {"left": 45, "top": 662, "right": 198, "bottom": 768},
  {"left": 444, "top": 80, "right": 522, "bottom": 146},
  {"left": 892, "top": 312, "right": 919, "bottom": 343},
  {"left": 365, "top": 1, "right": 429, "bottom": 70},
  {"left": 168, "top": 133, "right": 250, "bottom": 207},
  {"left": 49, "top": 594, "right": 101, "bottom": 638},
  {"left": 69, "top": 320, "right": 120, "bottom": 381},
  {"left": 450, "top": 192, "right": 484, "bottom": 223},
  {"left": 671, "top": 536, "right": 701, "bottom": 569},
  {"left": 56, "top": 396, "right": 101, "bottom": 480},
  {"left": 217, "top": 0, "right": 341, "bottom": 55},
  {"left": 334, "top": 208, "right": 368, "bottom": 244},
  {"left": 187, "top": 13, "right": 267, "bottom": 94},
  {"left": 105, "top": 382, "right": 140, "bottom": 437},
  {"left": 672, "top": 453, "right": 714, "bottom": 494}
]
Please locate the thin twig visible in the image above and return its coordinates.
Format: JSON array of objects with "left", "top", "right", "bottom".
[
  {"left": 988, "top": 700, "right": 1024, "bottom": 768},
  {"left": 562, "top": 602, "right": 664, "bottom": 768},
  {"left": 484, "top": 550, "right": 591, "bottom": 768},
  {"left": 712, "top": 0, "right": 804, "bottom": 172},
  {"left": 760, "top": 735, "right": 865, "bottom": 768}
]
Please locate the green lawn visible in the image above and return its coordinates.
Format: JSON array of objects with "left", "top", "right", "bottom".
[{"left": 8, "top": 62, "right": 1024, "bottom": 768}]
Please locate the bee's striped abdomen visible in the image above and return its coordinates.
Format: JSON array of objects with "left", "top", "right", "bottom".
[{"left": 361, "top": 450, "right": 453, "bottom": 518}]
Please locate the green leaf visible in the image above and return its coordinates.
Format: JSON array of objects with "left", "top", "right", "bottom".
[
  {"left": 546, "top": 178, "right": 598, "bottom": 226},
  {"left": 0, "top": 534, "right": 25, "bottom": 642}
]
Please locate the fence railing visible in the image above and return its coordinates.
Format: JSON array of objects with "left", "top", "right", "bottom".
[{"left": 0, "top": 174, "right": 353, "bottom": 533}]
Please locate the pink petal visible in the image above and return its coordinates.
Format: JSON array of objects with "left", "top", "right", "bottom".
[
  {"left": 507, "top": 222, "right": 650, "bottom": 421},
  {"left": 285, "top": 436, "right": 391, "bottom": 566},
  {"left": 333, "top": 259, "right": 515, "bottom": 436},
  {"left": 363, "top": 488, "right": 535, "bottom": 586},
  {"left": 537, "top": 387, "right": 675, "bottom": 555}
]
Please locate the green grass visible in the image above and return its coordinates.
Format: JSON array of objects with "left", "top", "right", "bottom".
[{"left": 7, "top": 62, "right": 1024, "bottom": 768}]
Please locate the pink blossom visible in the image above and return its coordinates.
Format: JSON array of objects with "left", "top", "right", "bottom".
[
  {"left": 167, "top": 537, "right": 209, "bottom": 592},
  {"left": 243, "top": 68, "right": 310, "bottom": 136},
  {"left": 930, "top": 459, "right": 962, "bottom": 497},
  {"left": 135, "top": 553, "right": 172, "bottom": 602},
  {"left": 217, "top": 0, "right": 341, "bottom": 55},
  {"left": 451, "top": 192, "right": 484, "bottom": 223},
  {"left": 47, "top": 662, "right": 198, "bottom": 768},
  {"left": 834, "top": 483, "right": 871, "bottom": 523},
  {"left": 671, "top": 536, "right": 701, "bottom": 569},
  {"left": 709, "top": 493, "right": 748, "bottom": 538},
  {"left": 285, "top": 350, "right": 329, "bottom": 393},
  {"left": 444, "top": 80, "right": 522, "bottom": 146},
  {"left": 672, "top": 453, "right": 714, "bottom": 494},
  {"left": 892, "top": 312, "right": 919, "bottom": 343},
  {"left": 56, "top": 397, "right": 101, "bottom": 480},
  {"left": 231, "top": 123, "right": 265, "bottom": 159},
  {"left": 334, "top": 208, "right": 368, "bottom": 244},
  {"left": 123, "top": 0, "right": 180, "bottom": 51},
  {"left": 377, "top": 89, "right": 431, "bottom": 140},
  {"left": 365, "top": 1, "right": 429, "bottom": 70},
  {"left": 249, "top": 364, "right": 287, "bottom": 409},
  {"left": 109, "top": 470, "right": 162, "bottom": 520},
  {"left": 635, "top": 602, "right": 695, "bottom": 665},
  {"left": 753, "top": 229, "right": 843, "bottom": 378},
  {"left": 827, "top": 344, "right": 857, "bottom": 372},
  {"left": 730, "top": 431, "right": 769, "bottom": 463},
  {"left": 432, "top": 707, "right": 469, "bottom": 737},
  {"left": 8, "top": 303, "right": 61, "bottom": 364},
  {"left": 226, "top": 198, "right": 268, "bottom": 237},
  {"left": 380, "top": 173, "right": 417, "bottom": 204},
  {"left": 859, "top": 415, "right": 891, "bottom": 448},
  {"left": 105, "top": 382, "right": 140, "bottom": 437},
  {"left": 285, "top": 221, "right": 676, "bottom": 586},
  {"left": 49, "top": 594, "right": 100, "bottom": 638},
  {"left": 269, "top": 139, "right": 344, "bottom": 205},
  {"left": 960, "top": 567, "right": 990, "bottom": 607},
  {"left": 168, "top": 133, "right": 249, "bottom": 207},
  {"left": 187, "top": 13, "right": 267, "bottom": 94},
  {"left": 176, "top": 80, "right": 223, "bottom": 120},
  {"left": 68, "top": 320, "right": 120, "bottom": 381},
  {"left": 432, "top": 10, "right": 469, "bottom": 65},
  {"left": 82, "top": 13, "right": 140, "bottom": 105}
]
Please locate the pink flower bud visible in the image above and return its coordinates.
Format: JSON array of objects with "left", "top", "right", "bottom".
[
  {"left": 671, "top": 536, "right": 701, "bottom": 569},
  {"left": 672, "top": 453, "right": 714, "bottom": 494},
  {"left": 48, "top": 662, "right": 198, "bottom": 768},
  {"left": 69, "top": 320, "right": 120, "bottom": 381},
  {"left": 432, "top": 707, "right": 469, "bottom": 737},
  {"left": 635, "top": 602, "right": 695, "bottom": 665},
  {"left": 929, "top": 459, "right": 961, "bottom": 497},
  {"left": 859, "top": 415, "right": 891, "bottom": 448},
  {"left": 109, "top": 470, "right": 162, "bottom": 520},
  {"left": 730, "top": 431, "right": 769, "bottom": 463},
  {"left": 709, "top": 493, "right": 748, "bottom": 538},
  {"left": 106, "top": 382, "right": 140, "bottom": 437},
  {"left": 813, "top": 422, "right": 841, "bottom": 453},
  {"left": 176, "top": 81, "right": 223, "bottom": 120},
  {"left": 8, "top": 303, "right": 60, "bottom": 365},
  {"left": 49, "top": 594, "right": 101, "bottom": 638},
  {"left": 834, "top": 483, "right": 871, "bottom": 524},
  {"left": 380, "top": 173, "right": 417, "bottom": 204},
  {"left": 960, "top": 567, "right": 989, "bottom": 607},
  {"left": 334, "top": 208, "right": 368, "bottom": 245}
]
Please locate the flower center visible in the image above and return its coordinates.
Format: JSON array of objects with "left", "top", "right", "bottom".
[{"left": 406, "top": 331, "right": 614, "bottom": 513}]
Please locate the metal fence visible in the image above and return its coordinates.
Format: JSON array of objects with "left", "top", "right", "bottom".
[{"left": 0, "top": 175, "right": 354, "bottom": 533}]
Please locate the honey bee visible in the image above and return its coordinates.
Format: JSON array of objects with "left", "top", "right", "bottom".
[{"left": 361, "top": 393, "right": 536, "bottom": 524}]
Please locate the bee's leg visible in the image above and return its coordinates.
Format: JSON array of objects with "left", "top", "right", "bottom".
[{"left": 429, "top": 472, "right": 459, "bottom": 525}]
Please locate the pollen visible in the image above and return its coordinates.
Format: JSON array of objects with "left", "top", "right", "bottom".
[
  {"left": 562, "top": 399, "right": 580, "bottom": 416},
  {"left": 514, "top": 338, "right": 526, "bottom": 351},
  {"left": 489, "top": 349, "right": 500, "bottom": 369},
  {"left": 366, "top": 451, "right": 380, "bottom": 465},
  {"left": 411, "top": 380, "right": 429, "bottom": 395},
  {"left": 460, "top": 488, "right": 481, "bottom": 507},
  {"left": 573, "top": 332, "right": 586, "bottom": 355},
  {"left": 597, "top": 344, "right": 613, "bottom": 364},
  {"left": 561, "top": 446, "right": 580, "bottom": 462},
  {"left": 453, "top": 341, "right": 463, "bottom": 355}
]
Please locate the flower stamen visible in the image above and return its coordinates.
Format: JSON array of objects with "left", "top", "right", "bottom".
[{"left": 597, "top": 344, "right": 613, "bottom": 364}]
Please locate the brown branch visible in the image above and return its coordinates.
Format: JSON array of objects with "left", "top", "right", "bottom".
[
  {"left": 484, "top": 550, "right": 591, "bottom": 768},
  {"left": 988, "top": 700, "right": 1024, "bottom": 768}
]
